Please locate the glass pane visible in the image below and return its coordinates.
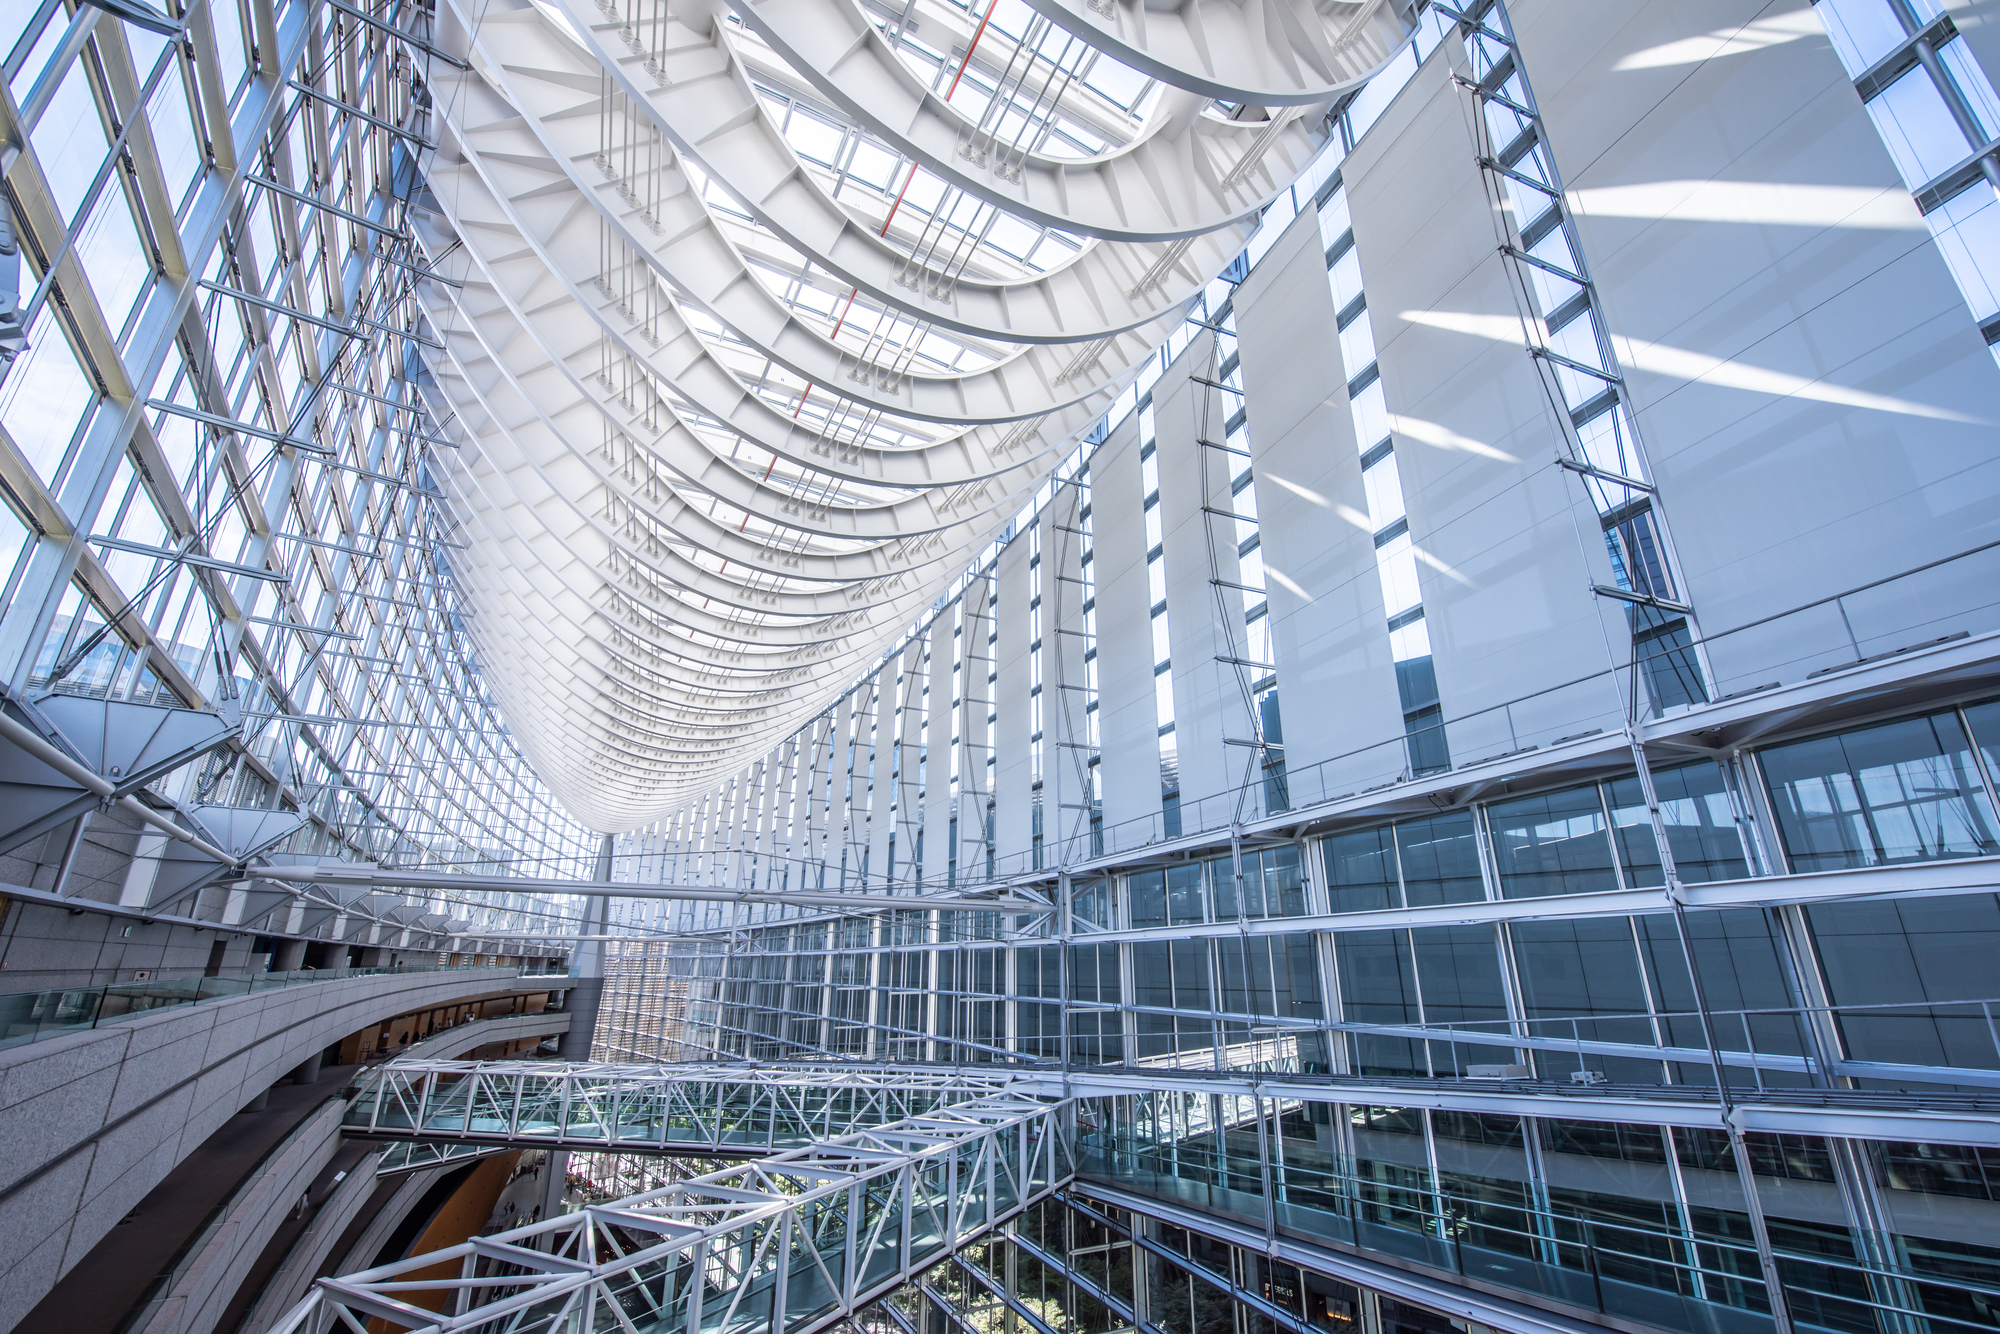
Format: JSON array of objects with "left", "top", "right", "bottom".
[
  {"left": 1129, "top": 870, "right": 1166, "bottom": 928},
  {"left": 1412, "top": 925, "right": 1508, "bottom": 1076},
  {"left": 1939, "top": 37, "right": 2000, "bottom": 142},
  {"left": 1323, "top": 824, "right": 1398, "bottom": 913},
  {"left": 1925, "top": 181, "right": 2000, "bottom": 322},
  {"left": 1760, "top": 712, "right": 2000, "bottom": 871},
  {"left": 1403, "top": 705, "right": 1450, "bottom": 777},
  {"left": 29, "top": 62, "right": 107, "bottom": 219},
  {"left": 1867, "top": 66, "right": 1976, "bottom": 189},
  {"left": 1806, "top": 893, "right": 2000, "bottom": 1071},
  {"left": 0, "top": 309, "right": 96, "bottom": 486},
  {"left": 1605, "top": 763, "right": 1749, "bottom": 887},
  {"left": 1374, "top": 533, "right": 1422, "bottom": 618},
  {"left": 1431, "top": 1113, "right": 1537, "bottom": 1263},
  {"left": 1635, "top": 911, "right": 1810, "bottom": 1083},
  {"left": 1815, "top": 0, "right": 1912, "bottom": 73},
  {"left": 1167, "top": 863, "right": 1205, "bottom": 924},
  {"left": 1394, "top": 811, "right": 1484, "bottom": 905},
  {"left": 1333, "top": 930, "right": 1424, "bottom": 1077},
  {"left": 1957, "top": 697, "right": 2000, "bottom": 794},
  {"left": 74, "top": 185, "right": 155, "bottom": 338},
  {"left": 1487, "top": 786, "right": 1620, "bottom": 898},
  {"left": 1238, "top": 845, "right": 1304, "bottom": 919},
  {"left": 1511, "top": 918, "right": 1661, "bottom": 1083}
]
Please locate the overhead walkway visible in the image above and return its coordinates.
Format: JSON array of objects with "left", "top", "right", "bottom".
[
  {"left": 271, "top": 1085, "right": 1070, "bottom": 1334},
  {"left": 340, "top": 1061, "right": 1045, "bottom": 1153},
  {"left": 278, "top": 1057, "right": 2000, "bottom": 1334},
  {"left": 340, "top": 1058, "right": 2000, "bottom": 1152}
]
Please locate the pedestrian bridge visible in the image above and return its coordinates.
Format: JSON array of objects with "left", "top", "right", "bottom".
[{"left": 277, "top": 1067, "right": 1070, "bottom": 1334}]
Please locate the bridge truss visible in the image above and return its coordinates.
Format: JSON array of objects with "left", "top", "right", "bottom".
[
  {"left": 277, "top": 1087, "right": 1069, "bottom": 1334},
  {"left": 341, "top": 1060, "right": 1043, "bottom": 1153}
]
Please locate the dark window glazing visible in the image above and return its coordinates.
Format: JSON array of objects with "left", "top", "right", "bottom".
[
  {"left": 1605, "top": 762, "right": 1749, "bottom": 885},
  {"left": 1509, "top": 918, "right": 1661, "bottom": 1082},
  {"left": 1323, "top": 811, "right": 1482, "bottom": 912},
  {"left": 1488, "top": 785, "right": 1620, "bottom": 898},
  {"left": 1806, "top": 893, "right": 2000, "bottom": 1072},
  {"left": 1760, "top": 711, "right": 2000, "bottom": 871}
]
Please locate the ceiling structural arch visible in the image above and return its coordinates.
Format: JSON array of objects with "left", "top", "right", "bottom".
[
  {"left": 409, "top": 0, "right": 1410, "bottom": 829},
  {"left": 1017, "top": 0, "right": 1413, "bottom": 106}
]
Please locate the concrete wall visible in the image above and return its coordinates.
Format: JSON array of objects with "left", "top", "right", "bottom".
[
  {"left": 0, "top": 894, "right": 266, "bottom": 993},
  {"left": 0, "top": 966, "right": 550, "bottom": 1330},
  {"left": 0, "top": 801, "right": 148, "bottom": 910},
  {"left": 126, "top": 1012, "right": 569, "bottom": 1334},
  {"left": 398, "top": 1008, "right": 572, "bottom": 1060},
  {"left": 236, "top": 1139, "right": 398, "bottom": 1334},
  {"left": 0, "top": 804, "right": 269, "bottom": 991},
  {"left": 125, "top": 1100, "right": 347, "bottom": 1334}
]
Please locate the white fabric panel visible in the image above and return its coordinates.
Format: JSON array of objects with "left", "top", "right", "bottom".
[
  {"left": 795, "top": 737, "right": 818, "bottom": 879},
  {"left": 920, "top": 625, "right": 953, "bottom": 884},
  {"left": 874, "top": 661, "right": 897, "bottom": 885},
  {"left": 1519, "top": 0, "right": 2000, "bottom": 692},
  {"left": 737, "top": 772, "right": 760, "bottom": 891},
  {"left": 993, "top": 536, "right": 1035, "bottom": 868},
  {"left": 1233, "top": 207, "right": 1408, "bottom": 798},
  {"left": 1346, "top": 40, "right": 1629, "bottom": 763},
  {"left": 745, "top": 758, "right": 773, "bottom": 891},
  {"left": 800, "top": 716, "right": 826, "bottom": 874},
  {"left": 958, "top": 576, "right": 993, "bottom": 876},
  {"left": 1045, "top": 481, "right": 1095, "bottom": 862},
  {"left": 783, "top": 735, "right": 810, "bottom": 888},
  {"left": 1949, "top": 0, "right": 2000, "bottom": 82},
  {"left": 717, "top": 773, "right": 740, "bottom": 889},
  {"left": 853, "top": 674, "right": 885, "bottom": 885},
  {"left": 829, "top": 696, "right": 855, "bottom": 880},
  {"left": 1089, "top": 413, "right": 1164, "bottom": 847},
  {"left": 894, "top": 640, "right": 928, "bottom": 884},
  {"left": 869, "top": 660, "right": 903, "bottom": 884},
  {"left": 1153, "top": 338, "right": 1258, "bottom": 821}
]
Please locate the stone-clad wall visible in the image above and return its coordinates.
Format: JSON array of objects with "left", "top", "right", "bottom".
[{"left": 0, "top": 967, "right": 550, "bottom": 1330}]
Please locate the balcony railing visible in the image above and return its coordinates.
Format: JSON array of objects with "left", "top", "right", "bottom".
[{"left": 0, "top": 963, "right": 566, "bottom": 1054}]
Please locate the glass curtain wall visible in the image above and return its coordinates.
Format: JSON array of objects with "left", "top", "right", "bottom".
[{"left": 0, "top": 0, "right": 596, "bottom": 940}]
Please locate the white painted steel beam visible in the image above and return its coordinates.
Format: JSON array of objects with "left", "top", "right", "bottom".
[
  {"left": 268, "top": 1086, "right": 1072, "bottom": 1334},
  {"left": 403, "top": 0, "right": 1368, "bottom": 825},
  {"left": 249, "top": 861, "right": 1047, "bottom": 909},
  {"left": 326, "top": 1059, "right": 2000, "bottom": 1149},
  {"left": 1021, "top": 0, "right": 1410, "bottom": 106},
  {"left": 723, "top": 0, "right": 1331, "bottom": 240},
  {"left": 342, "top": 1058, "right": 1040, "bottom": 1149}
]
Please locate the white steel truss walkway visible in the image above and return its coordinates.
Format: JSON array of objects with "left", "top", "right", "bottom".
[
  {"left": 340, "top": 1059, "right": 2000, "bottom": 1153},
  {"left": 276, "top": 1057, "right": 2000, "bottom": 1333},
  {"left": 271, "top": 1088, "right": 1070, "bottom": 1334},
  {"left": 340, "top": 1060, "right": 1045, "bottom": 1152}
]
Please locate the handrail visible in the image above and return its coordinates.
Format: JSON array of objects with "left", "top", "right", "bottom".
[
  {"left": 0, "top": 963, "right": 566, "bottom": 1055},
  {"left": 637, "top": 535, "right": 2000, "bottom": 902}
]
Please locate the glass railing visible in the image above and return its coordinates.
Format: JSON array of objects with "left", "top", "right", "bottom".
[
  {"left": 1080, "top": 1131, "right": 2000, "bottom": 1334},
  {"left": 0, "top": 962, "right": 565, "bottom": 1054}
]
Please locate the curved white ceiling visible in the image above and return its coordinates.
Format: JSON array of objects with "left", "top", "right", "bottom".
[{"left": 417, "top": 0, "right": 1408, "bottom": 831}]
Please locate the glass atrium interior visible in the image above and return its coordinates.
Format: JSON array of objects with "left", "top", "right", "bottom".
[{"left": 0, "top": 1, "right": 1997, "bottom": 1334}]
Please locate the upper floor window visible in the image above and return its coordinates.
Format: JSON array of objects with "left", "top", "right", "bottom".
[
  {"left": 1127, "top": 846, "right": 1304, "bottom": 926},
  {"left": 1760, "top": 709, "right": 2000, "bottom": 872}
]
